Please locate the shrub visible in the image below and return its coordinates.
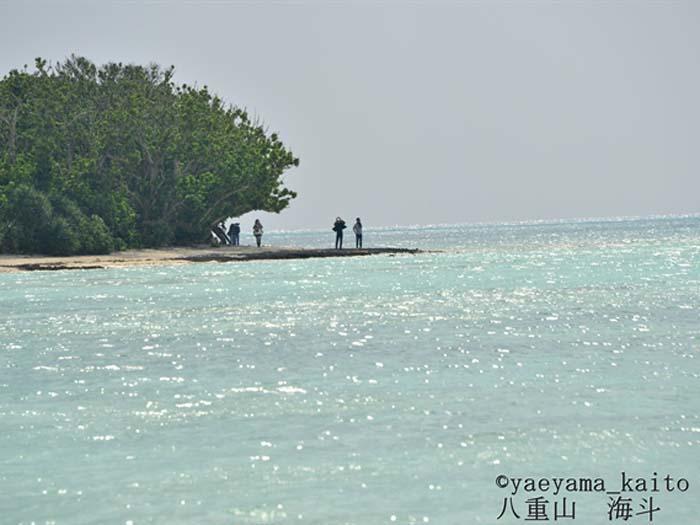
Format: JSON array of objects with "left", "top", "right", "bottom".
[
  {"left": 79, "top": 215, "right": 114, "bottom": 254},
  {"left": 42, "top": 216, "right": 80, "bottom": 255},
  {"left": 0, "top": 184, "right": 53, "bottom": 254}
]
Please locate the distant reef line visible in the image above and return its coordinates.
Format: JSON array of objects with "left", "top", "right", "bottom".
[{"left": 0, "top": 246, "right": 423, "bottom": 273}]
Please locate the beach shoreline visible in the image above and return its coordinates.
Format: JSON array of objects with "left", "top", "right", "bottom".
[{"left": 0, "top": 245, "right": 422, "bottom": 273}]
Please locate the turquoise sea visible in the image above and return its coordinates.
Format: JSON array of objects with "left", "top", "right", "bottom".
[{"left": 1, "top": 216, "right": 699, "bottom": 524}]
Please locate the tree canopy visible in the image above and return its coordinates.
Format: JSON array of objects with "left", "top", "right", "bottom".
[{"left": 0, "top": 56, "right": 299, "bottom": 255}]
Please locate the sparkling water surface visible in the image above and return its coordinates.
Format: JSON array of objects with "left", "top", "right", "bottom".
[{"left": 1, "top": 217, "right": 699, "bottom": 524}]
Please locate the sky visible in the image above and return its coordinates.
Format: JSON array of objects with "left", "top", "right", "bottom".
[{"left": 1, "top": 1, "right": 699, "bottom": 231}]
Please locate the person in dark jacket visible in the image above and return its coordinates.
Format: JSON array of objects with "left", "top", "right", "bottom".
[
  {"left": 228, "top": 222, "right": 240, "bottom": 246},
  {"left": 353, "top": 217, "right": 363, "bottom": 248},
  {"left": 332, "top": 217, "right": 346, "bottom": 249},
  {"left": 253, "top": 219, "right": 263, "bottom": 247}
]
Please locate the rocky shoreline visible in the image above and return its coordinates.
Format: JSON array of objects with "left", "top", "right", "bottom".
[{"left": 0, "top": 246, "right": 422, "bottom": 273}]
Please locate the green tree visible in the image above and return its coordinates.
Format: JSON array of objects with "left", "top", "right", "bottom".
[{"left": 0, "top": 55, "right": 299, "bottom": 255}]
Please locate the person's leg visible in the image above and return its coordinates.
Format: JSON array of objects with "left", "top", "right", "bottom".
[
  {"left": 359, "top": 235, "right": 363, "bottom": 248},
  {"left": 256, "top": 236, "right": 261, "bottom": 247},
  {"left": 335, "top": 233, "right": 340, "bottom": 249},
  {"left": 339, "top": 234, "right": 343, "bottom": 249}
]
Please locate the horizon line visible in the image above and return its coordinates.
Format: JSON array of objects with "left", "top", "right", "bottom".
[{"left": 252, "top": 211, "right": 700, "bottom": 234}]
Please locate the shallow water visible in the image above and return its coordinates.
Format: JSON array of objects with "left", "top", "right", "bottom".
[{"left": 1, "top": 216, "right": 699, "bottom": 524}]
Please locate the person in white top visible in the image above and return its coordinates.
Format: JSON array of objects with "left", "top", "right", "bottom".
[{"left": 353, "top": 217, "right": 363, "bottom": 248}]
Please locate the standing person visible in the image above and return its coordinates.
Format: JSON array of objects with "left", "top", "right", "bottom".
[
  {"left": 353, "top": 217, "right": 363, "bottom": 248},
  {"left": 228, "top": 222, "right": 240, "bottom": 246},
  {"left": 253, "top": 219, "right": 263, "bottom": 247},
  {"left": 332, "top": 217, "right": 346, "bottom": 249},
  {"left": 227, "top": 222, "right": 235, "bottom": 246}
]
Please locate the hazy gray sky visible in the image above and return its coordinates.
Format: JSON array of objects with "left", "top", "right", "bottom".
[{"left": 1, "top": 1, "right": 699, "bottom": 230}]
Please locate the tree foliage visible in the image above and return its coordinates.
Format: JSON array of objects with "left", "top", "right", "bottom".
[{"left": 0, "top": 56, "right": 299, "bottom": 254}]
